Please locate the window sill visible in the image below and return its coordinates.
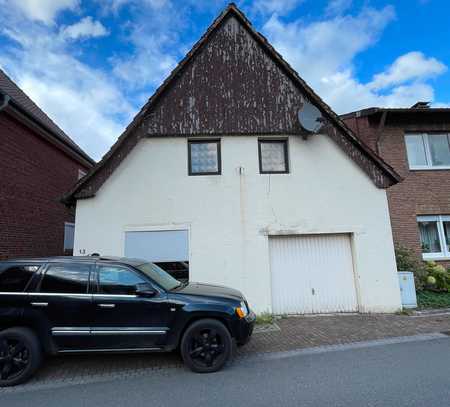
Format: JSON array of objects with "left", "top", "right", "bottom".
[
  {"left": 422, "top": 254, "right": 450, "bottom": 261},
  {"left": 188, "top": 172, "right": 221, "bottom": 176},
  {"left": 410, "top": 166, "right": 450, "bottom": 171},
  {"left": 260, "top": 172, "right": 290, "bottom": 175}
]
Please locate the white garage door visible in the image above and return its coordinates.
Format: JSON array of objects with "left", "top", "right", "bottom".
[
  {"left": 124, "top": 230, "right": 189, "bottom": 262},
  {"left": 269, "top": 234, "right": 358, "bottom": 315}
]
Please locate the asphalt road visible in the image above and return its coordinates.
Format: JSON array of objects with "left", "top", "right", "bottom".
[{"left": 3, "top": 335, "right": 450, "bottom": 407}]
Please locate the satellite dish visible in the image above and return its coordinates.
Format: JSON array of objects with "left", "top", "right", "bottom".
[{"left": 298, "top": 100, "right": 323, "bottom": 133}]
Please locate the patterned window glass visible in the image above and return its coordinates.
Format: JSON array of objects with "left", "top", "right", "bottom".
[
  {"left": 189, "top": 141, "right": 220, "bottom": 174},
  {"left": 259, "top": 140, "right": 288, "bottom": 173}
]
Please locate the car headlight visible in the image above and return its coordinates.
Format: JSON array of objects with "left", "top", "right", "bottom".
[{"left": 235, "top": 301, "right": 249, "bottom": 318}]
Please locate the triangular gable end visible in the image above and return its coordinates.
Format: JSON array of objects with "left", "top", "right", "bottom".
[{"left": 63, "top": 3, "right": 400, "bottom": 204}]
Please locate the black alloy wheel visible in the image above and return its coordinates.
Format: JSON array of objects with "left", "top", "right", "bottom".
[
  {"left": 0, "top": 328, "right": 42, "bottom": 387},
  {"left": 181, "top": 319, "right": 232, "bottom": 373},
  {"left": 0, "top": 338, "right": 30, "bottom": 381}
]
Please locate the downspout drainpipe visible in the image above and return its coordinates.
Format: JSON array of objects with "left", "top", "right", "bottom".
[
  {"left": 375, "top": 110, "right": 388, "bottom": 155},
  {"left": 0, "top": 92, "right": 11, "bottom": 112}
]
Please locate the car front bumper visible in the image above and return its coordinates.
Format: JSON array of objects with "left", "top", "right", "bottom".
[{"left": 234, "top": 310, "right": 256, "bottom": 346}]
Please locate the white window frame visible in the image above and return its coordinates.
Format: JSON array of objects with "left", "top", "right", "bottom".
[
  {"left": 417, "top": 215, "right": 450, "bottom": 260},
  {"left": 406, "top": 133, "right": 450, "bottom": 170}
]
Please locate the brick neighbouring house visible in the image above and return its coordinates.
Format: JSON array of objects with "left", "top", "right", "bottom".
[
  {"left": 0, "top": 68, "right": 94, "bottom": 259},
  {"left": 342, "top": 103, "right": 450, "bottom": 267}
]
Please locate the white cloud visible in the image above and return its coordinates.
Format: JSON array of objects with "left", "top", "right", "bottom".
[
  {"left": 112, "top": 46, "right": 176, "bottom": 87},
  {"left": 0, "top": 5, "right": 134, "bottom": 160},
  {"left": 369, "top": 52, "right": 447, "bottom": 90},
  {"left": 263, "top": 6, "right": 396, "bottom": 82},
  {"left": 252, "top": 0, "right": 303, "bottom": 15},
  {"left": 0, "top": 48, "right": 134, "bottom": 159},
  {"left": 99, "top": 0, "right": 170, "bottom": 14},
  {"left": 108, "top": 0, "right": 179, "bottom": 88},
  {"left": 7, "top": 0, "right": 79, "bottom": 25},
  {"left": 60, "top": 16, "right": 109, "bottom": 40},
  {"left": 320, "top": 70, "right": 436, "bottom": 113},
  {"left": 261, "top": 5, "right": 448, "bottom": 112},
  {"left": 325, "top": 0, "right": 352, "bottom": 16}
]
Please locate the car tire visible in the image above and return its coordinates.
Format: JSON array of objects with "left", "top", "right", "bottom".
[
  {"left": 0, "top": 327, "right": 43, "bottom": 387},
  {"left": 180, "top": 319, "right": 232, "bottom": 373}
]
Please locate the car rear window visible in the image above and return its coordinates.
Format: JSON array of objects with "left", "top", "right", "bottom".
[{"left": 0, "top": 265, "right": 40, "bottom": 292}]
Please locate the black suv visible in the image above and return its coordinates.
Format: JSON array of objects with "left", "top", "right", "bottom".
[{"left": 0, "top": 256, "right": 255, "bottom": 386}]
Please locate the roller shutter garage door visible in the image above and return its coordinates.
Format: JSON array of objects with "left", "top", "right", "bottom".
[
  {"left": 124, "top": 230, "right": 188, "bottom": 263},
  {"left": 269, "top": 234, "right": 358, "bottom": 315}
]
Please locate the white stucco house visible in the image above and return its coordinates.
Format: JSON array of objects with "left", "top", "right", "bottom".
[{"left": 64, "top": 4, "right": 402, "bottom": 314}]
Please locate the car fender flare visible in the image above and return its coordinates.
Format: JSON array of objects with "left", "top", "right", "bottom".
[{"left": 167, "top": 305, "right": 236, "bottom": 349}]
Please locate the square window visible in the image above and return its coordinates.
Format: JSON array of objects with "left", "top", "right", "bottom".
[
  {"left": 259, "top": 139, "right": 289, "bottom": 174},
  {"left": 405, "top": 133, "right": 450, "bottom": 169},
  {"left": 428, "top": 134, "right": 450, "bottom": 166},
  {"left": 417, "top": 215, "right": 450, "bottom": 259},
  {"left": 188, "top": 140, "right": 221, "bottom": 175},
  {"left": 418, "top": 220, "right": 442, "bottom": 253},
  {"left": 405, "top": 134, "right": 428, "bottom": 167}
]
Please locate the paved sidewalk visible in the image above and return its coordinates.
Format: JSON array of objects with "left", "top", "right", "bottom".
[
  {"left": 4, "top": 313, "right": 450, "bottom": 392},
  {"left": 237, "top": 313, "right": 450, "bottom": 355}
]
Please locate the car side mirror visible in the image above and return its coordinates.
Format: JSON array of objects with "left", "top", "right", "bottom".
[{"left": 135, "top": 283, "right": 157, "bottom": 297}]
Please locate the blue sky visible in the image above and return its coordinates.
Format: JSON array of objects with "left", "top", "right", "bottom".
[{"left": 0, "top": 0, "right": 448, "bottom": 160}]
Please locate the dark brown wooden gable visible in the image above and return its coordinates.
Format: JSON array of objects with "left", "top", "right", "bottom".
[
  {"left": 64, "top": 3, "right": 400, "bottom": 203},
  {"left": 144, "top": 14, "right": 305, "bottom": 136}
]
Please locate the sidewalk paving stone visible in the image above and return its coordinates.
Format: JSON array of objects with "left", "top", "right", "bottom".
[{"left": 3, "top": 313, "right": 450, "bottom": 392}]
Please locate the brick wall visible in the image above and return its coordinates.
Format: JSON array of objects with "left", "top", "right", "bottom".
[
  {"left": 0, "top": 112, "right": 90, "bottom": 259},
  {"left": 345, "top": 115, "right": 379, "bottom": 152},
  {"left": 343, "top": 114, "right": 450, "bottom": 268}
]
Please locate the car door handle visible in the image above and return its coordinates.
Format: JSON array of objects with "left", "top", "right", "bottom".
[
  {"left": 31, "top": 302, "right": 48, "bottom": 307},
  {"left": 98, "top": 303, "right": 116, "bottom": 308}
]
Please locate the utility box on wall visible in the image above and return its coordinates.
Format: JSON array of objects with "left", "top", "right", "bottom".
[{"left": 398, "top": 272, "right": 417, "bottom": 309}]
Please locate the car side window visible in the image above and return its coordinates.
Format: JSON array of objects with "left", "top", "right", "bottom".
[
  {"left": 0, "top": 265, "right": 40, "bottom": 292},
  {"left": 40, "top": 263, "right": 91, "bottom": 294},
  {"left": 98, "top": 265, "right": 147, "bottom": 295}
]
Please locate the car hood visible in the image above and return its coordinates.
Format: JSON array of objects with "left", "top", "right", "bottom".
[{"left": 174, "top": 282, "right": 244, "bottom": 301}]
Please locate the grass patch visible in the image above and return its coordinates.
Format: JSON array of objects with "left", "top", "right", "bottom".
[
  {"left": 417, "top": 290, "right": 450, "bottom": 309},
  {"left": 255, "top": 312, "right": 274, "bottom": 325},
  {"left": 396, "top": 309, "right": 413, "bottom": 316}
]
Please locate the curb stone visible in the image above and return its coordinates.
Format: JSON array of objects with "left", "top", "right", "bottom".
[{"left": 411, "top": 308, "right": 450, "bottom": 317}]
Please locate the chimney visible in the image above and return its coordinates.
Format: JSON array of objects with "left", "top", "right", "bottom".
[{"left": 411, "top": 101, "right": 430, "bottom": 109}]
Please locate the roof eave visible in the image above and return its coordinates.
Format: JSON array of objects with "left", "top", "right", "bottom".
[{"left": 341, "top": 107, "right": 450, "bottom": 120}]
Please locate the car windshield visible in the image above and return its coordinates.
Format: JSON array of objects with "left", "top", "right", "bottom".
[{"left": 136, "top": 262, "right": 181, "bottom": 291}]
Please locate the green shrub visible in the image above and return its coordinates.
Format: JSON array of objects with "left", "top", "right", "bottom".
[
  {"left": 395, "top": 245, "right": 427, "bottom": 290},
  {"left": 255, "top": 312, "right": 274, "bottom": 325},
  {"left": 424, "top": 261, "right": 450, "bottom": 292}
]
